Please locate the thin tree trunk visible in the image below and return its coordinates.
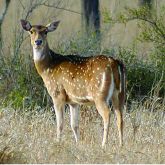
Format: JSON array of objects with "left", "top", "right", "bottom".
[
  {"left": 138, "top": 0, "right": 153, "bottom": 8},
  {"left": 81, "top": 0, "right": 100, "bottom": 37},
  {"left": 0, "top": 0, "right": 11, "bottom": 48}
]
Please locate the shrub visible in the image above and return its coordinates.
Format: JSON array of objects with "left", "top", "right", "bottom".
[{"left": 118, "top": 47, "right": 164, "bottom": 99}]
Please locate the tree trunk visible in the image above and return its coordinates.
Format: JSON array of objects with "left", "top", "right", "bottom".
[
  {"left": 138, "top": 0, "right": 153, "bottom": 8},
  {"left": 0, "top": 0, "right": 11, "bottom": 48},
  {"left": 81, "top": 0, "right": 100, "bottom": 37}
]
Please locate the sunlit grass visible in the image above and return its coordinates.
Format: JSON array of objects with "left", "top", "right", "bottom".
[{"left": 0, "top": 95, "right": 164, "bottom": 163}]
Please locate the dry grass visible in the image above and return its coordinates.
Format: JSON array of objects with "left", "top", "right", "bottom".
[{"left": 0, "top": 96, "right": 165, "bottom": 164}]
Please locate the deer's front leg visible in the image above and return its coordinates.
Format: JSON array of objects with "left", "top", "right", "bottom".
[
  {"left": 53, "top": 102, "right": 64, "bottom": 142},
  {"left": 51, "top": 88, "right": 66, "bottom": 142}
]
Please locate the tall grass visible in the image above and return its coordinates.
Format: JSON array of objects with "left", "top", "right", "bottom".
[{"left": 0, "top": 94, "right": 164, "bottom": 163}]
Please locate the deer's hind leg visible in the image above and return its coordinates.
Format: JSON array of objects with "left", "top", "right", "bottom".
[
  {"left": 95, "top": 100, "right": 110, "bottom": 147},
  {"left": 69, "top": 104, "right": 80, "bottom": 143},
  {"left": 112, "top": 90, "right": 124, "bottom": 146}
]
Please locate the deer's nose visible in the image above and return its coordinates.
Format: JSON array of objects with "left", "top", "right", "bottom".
[{"left": 35, "top": 39, "right": 42, "bottom": 46}]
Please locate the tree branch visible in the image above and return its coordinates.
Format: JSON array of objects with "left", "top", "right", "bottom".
[
  {"left": 41, "top": 3, "right": 82, "bottom": 15},
  {"left": 125, "top": 16, "right": 165, "bottom": 40}
]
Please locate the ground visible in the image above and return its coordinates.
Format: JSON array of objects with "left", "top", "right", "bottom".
[{"left": 0, "top": 100, "right": 164, "bottom": 163}]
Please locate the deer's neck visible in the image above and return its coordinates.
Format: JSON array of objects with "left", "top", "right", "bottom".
[{"left": 33, "top": 43, "right": 53, "bottom": 75}]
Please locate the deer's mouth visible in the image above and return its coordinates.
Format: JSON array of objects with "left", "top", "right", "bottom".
[{"left": 33, "top": 45, "right": 43, "bottom": 49}]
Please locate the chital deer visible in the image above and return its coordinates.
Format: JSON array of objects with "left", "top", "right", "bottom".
[{"left": 20, "top": 20, "right": 126, "bottom": 147}]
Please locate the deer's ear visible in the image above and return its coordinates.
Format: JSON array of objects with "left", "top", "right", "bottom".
[
  {"left": 46, "top": 21, "right": 60, "bottom": 32},
  {"left": 20, "top": 19, "right": 32, "bottom": 31}
]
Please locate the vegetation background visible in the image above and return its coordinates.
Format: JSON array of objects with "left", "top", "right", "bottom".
[{"left": 0, "top": 0, "right": 164, "bottom": 163}]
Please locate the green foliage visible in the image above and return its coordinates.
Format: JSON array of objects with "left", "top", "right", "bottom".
[
  {"left": 102, "top": 8, "right": 113, "bottom": 24},
  {"left": 0, "top": 50, "right": 51, "bottom": 110},
  {"left": 118, "top": 47, "right": 164, "bottom": 99},
  {"left": 123, "top": 7, "right": 165, "bottom": 55},
  {"left": 103, "top": 5, "right": 165, "bottom": 99},
  {"left": 55, "top": 31, "right": 101, "bottom": 56},
  {"left": 120, "top": 6, "right": 165, "bottom": 98},
  {"left": 103, "top": 6, "right": 165, "bottom": 57}
]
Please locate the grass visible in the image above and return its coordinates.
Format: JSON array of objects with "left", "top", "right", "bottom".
[{"left": 0, "top": 96, "right": 165, "bottom": 164}]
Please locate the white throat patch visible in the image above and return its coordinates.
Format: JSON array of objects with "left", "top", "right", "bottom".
[{"left": 33, "top": 47, "right": 45, "bottom": 61}]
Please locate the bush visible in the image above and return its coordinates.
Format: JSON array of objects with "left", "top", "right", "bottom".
[
  {"left": 0, "top": 50, "right": 51, "bottom": 110},
  {"left": 103, "top": 5, "right": 165, "bottom": 100},
  {"left": 118, "top": 47, "right": 164, "bottom": 99}
]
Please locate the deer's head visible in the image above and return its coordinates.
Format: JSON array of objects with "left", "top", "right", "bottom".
[{"left": 20, "top": 20, "right": 60, "bottom": 50}]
